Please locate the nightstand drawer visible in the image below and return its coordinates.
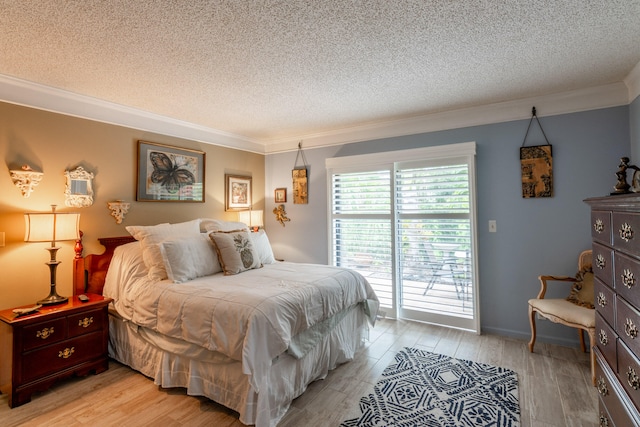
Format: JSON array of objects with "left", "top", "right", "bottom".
[
  {"left": 68, "top": 308, "right": 105, "bottom": 337},
  {"left": 22, "top": 317, "right": 67, "bottom": 351},
  {"left": 595, "top": 277, "right": 616, "bottom": 327},
  {"left": 615, "top": 251, "right": 640, "bottom": 307},
  {"left": 617, "top": 297, "right": 640, "bottom": 356},
  {"left": 21, "top": 331, "right": 104, "bottom": 383},
  {"left": 613, "top": 212, "right": 640, "bottom": 255},
  {"left": 592, "top": 210, "right": 612, "bottom": 245},
  {"left": 617, "top": 339, "right": 640, "bottom": 411}
]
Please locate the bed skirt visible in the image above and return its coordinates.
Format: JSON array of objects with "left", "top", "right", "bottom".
[{"left": 108, "top": 304, "right": 369, "bottom": 427}]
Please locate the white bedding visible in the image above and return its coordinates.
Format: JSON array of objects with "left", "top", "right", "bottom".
[{"left": 103, "top": 239, "right": 379, "bottom": 426}]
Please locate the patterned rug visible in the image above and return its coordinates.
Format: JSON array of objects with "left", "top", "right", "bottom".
[{"left": 340, "top": 347, "right": 520, "bottom": 427}]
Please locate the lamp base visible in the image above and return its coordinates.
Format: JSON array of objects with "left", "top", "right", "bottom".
[{"left": 37, "top": 290, "right": 68, "bottom": 306}]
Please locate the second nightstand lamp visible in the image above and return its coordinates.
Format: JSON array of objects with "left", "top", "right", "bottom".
[
  {"left": 24, "top": 205, "right": 80, "bottom": 305},
  {"left": 238, "top": 209, "right": 263, "bottom": 232}
]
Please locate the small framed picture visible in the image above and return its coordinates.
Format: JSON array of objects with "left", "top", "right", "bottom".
[
  {"left": 275, "top": 187, "right": 287, "bottom": 203},
  {"left": 137, "top": 140, "right": 205, "bottom": 202},
  {"left": 225, "top": 174, "right": 252, "bottom": 211}
]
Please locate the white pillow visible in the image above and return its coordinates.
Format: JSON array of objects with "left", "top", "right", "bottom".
[
  {"left": 250, "top": 230, "right": 276, "bottom": 265},
  {"left": 200, "top": 218, "right": 249, "bottom": 233},
  {"left": 126, "top": 219, "right": 202, "bottom": 281},
  {"left": 159, "top": 234, "right": 222, "bottom": 283},
  {"left": 209, "top": 230, "right": 262, "bottom": 275}
]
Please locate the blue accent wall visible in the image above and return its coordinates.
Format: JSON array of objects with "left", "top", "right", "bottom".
[{"left": 265, "top": 106, "right": 631, "bottom": 346}]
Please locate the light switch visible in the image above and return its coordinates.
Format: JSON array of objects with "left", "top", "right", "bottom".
[{"left": 488, "top": 220, "right": 497, "bottom": 233}]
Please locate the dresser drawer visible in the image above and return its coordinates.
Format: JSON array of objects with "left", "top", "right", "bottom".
[
  {"left": 592, "top": 210, "right": 612, "bottom": 246},
  {"left": 616, "top": 297, "right": 640, "bottom": 356},
  {"left": 593, "top": 242, "right": 614, "bottom": 287},
  {"left": 613, "top": 212, "right": 640, "bottom": 255},
  {"left": 20, "top": 331, "right": 105, "bottom": 383},
  {"left": 596, "top": 348, "right": 640, "bottom": 425},
  {"left": 615, "top": 251, "right": 640, "bottom": 308},
  {"left": 597, "top": 311, "right": 617, "bottom": 371},
  {"left": 21, "top": 317, "right": 67, "bottom": 351},
  {"left": 617, "top": 339, "right": 640, "bottom": 412},
  {"left": 596, "top": 277, "right": 616, "bottom": 327},
  {"left": 68, "top": 308, "right": 105, "bottom": 338}
]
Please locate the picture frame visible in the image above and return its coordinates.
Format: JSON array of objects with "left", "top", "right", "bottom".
[
  {"left": 137, "top": 141, "right": 205, "bottom": 202},
  {"left": 225, "top": 174, "right": 252, "bottom": 211},
  {"left": 274, "top": 187, "right": 287, "bottom": 203}
]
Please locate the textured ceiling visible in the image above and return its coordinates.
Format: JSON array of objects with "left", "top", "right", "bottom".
[{"left": 1, "top": 1, "right": 639, "bottom": 147}]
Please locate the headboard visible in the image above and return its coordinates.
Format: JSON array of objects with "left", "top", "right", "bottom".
[{"left": 73, "top": 233, "right": 136, "bottom": 295}]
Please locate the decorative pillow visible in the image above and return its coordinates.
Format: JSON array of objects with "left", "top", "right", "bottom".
[
  {"left": 209, "top": 230, "right": 262, "bottom": 275},
  {"left": 200, "top": 218, "right": 249, "bottom": 233},
  {"left": 250, "top": 229, "right": 276, "bottom": 265},
  {"left": 126, "top": 219, "right": 202, "bottom": 281},
  {"left": 159, "top": 234, "right": 222, "bottom": 283},
  {"left": 566, "top": 266, "right": 594, "bottom": 309}
]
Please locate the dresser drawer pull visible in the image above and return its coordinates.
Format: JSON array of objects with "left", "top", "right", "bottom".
[
  {"left": 597, "top": 292, "right": 607, "bottom": 307},
  {"left": 626, "top": 318, "right": 638, "bottom": 339},
  {"left": 58, "top": 347, "right": 75, "bottom": 359},
  {"left": 594, "top": 218, "right": 605, "bottom": 234},
  {"left": 36, "top": 327, "right": 54, "bottom": 339},
  {"left": 599, "top": 329, "right": 608, "bottom": 346},
  {"left": 623, "top": 268, "right": 637, "bottom": 289},
  {"left": 596, "top": 253, "right": 606, "bottom": 270},
  {"left": 628, "top": 366, "right": 640, "bottom": 390},
  {"left": 597, "top": 376, "right": 609, "bottom": 396},
  {"left": 78, "top": 316, "right": 94, "bottom": 328},
  {"left": 599, "top": 414, "right": 610, "bottom": 427},
  {"left": 620, "top": 222, "right": 634, "bottom": 242}
]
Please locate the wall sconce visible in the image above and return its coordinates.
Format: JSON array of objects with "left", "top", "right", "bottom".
[
  {"left": 238, "top": 210, "right": 264, "bottom": 232},
  {"left": 107, "top": 200, "right": 130, "bottom": 224},
  {"left": 24, "top": 205, "right": 80, "bottom": 305},
  {"left": 10, "top": 165, "right": 44, "bottom": 198}
]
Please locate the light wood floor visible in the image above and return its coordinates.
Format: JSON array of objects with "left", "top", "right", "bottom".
[{"left": 1, "top": 318, "right": 597, "bottom": 426}]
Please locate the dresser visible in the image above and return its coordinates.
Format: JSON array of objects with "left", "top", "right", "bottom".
[
  {"left": 586, "top": 194, "right": 640, "bottom": 426},
  {"left": 0, "top": 294, "right": 112, "bottom": 408}
]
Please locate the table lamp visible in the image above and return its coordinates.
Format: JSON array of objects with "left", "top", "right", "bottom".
[
  {"left": 238, "top": 210, "right": 264, "bottom": 232},
  {"left": 24, "top": 205, "right": 80, "bottom": 305}
]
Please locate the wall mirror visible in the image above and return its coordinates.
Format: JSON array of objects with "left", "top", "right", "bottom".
[{"left": 65, "top": 166, "right": 94, "bottom": 207}]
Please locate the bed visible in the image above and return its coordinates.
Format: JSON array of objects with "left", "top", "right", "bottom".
[{"left": 72, "top": 219, "right": 379, "bottom": 427}]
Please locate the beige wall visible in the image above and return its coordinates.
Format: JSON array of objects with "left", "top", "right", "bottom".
[{"left": 0, "top": 102, "right": 265, "bottom": 309}]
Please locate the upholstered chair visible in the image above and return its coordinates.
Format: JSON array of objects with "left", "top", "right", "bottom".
[{"left": 528, "top": 250, "right": 595, "bottom": 385}]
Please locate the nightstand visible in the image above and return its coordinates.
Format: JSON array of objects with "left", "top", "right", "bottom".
[{"left": 0, "top": 293, "right": 112, "bottom": 408}]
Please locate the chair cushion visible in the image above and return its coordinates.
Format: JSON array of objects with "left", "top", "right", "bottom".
[
  {"left": 566, "top": 266, "right": 594, "bottom": 309},
  {"left": 529, "top": 298, "right": 595, "bottom": 328}
]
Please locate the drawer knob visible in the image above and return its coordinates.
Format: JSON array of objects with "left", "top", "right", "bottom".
[
  {"left": 628, "top": 366, "right": 640, "bottom": 390},
  {"left": 36, "top": 327, "right": 54, "bottom": 340},
  {"left": 620, "top": 222, "right": 634, "bottom": 242},
  {"left": 594, "top": 218, "right": 605, "bottom": 234},
  {"left": 596, "top": 254, "right": 606, "bottom": 270},
  {"left": 599, "top": 414, "right": 610, "bottom": 427},
  {"left": 78, "top": 316, "right": 94, "bottom": 328},
  {"left": 58, "top": 347, "right": 75, "bottom": 359},
  {"left": 597, "top": 292, "right": 607, "bottom": 307},
  {"left": 625, "top": 318, "right": 638, "bottom": 339},
  {"left": 599, "top": 329, "right": 608, "bottom": 346},
  {"left": 623, "top": 268, "right": 637, "bottom": 289},
  {"left": 597, "top": 377, "right": 609, "bottom": 396}
]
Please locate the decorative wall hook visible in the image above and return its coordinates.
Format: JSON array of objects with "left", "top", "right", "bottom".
[
  {"left": 10, "top": 165, "right": 43, "bottom": 198},
  {"left": 107, "top": 200, "right": 130, "bottom": 224}
]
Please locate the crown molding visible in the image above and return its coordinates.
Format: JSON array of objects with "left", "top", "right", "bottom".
[
  {"left": 265, "top": 82, "right": 631, "bottom": 153},
  {"left": 0, "top": 71, "right": 635, "bottom": 156},
  {"left": 0, "top": 74, "right": 266, "bottom": 154}
]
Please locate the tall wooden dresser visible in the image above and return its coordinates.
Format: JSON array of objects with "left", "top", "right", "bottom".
[{"left": 586, "top": 194, "right": 640, "bottom": 426}]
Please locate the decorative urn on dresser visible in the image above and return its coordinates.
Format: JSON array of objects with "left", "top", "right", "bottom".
[{"left": 585, "top": 193, "right": 640, "bottom": 426}]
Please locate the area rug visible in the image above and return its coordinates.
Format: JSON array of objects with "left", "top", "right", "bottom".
[{"left": 340, "top": 347, "right": 520, "bottom": 427}]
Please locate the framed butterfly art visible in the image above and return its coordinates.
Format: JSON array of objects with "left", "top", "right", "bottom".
[{"left": 136, "top": 141, "right": 205, "bottom": 202}]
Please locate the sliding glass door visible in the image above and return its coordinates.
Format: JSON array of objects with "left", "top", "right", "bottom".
[{"left": 327, "top": 144, "right": 478, "bottom": 332}]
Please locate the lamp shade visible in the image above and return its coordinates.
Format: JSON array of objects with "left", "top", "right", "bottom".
[
  {"left": 24, "top": 211, "right": 80, "bottom": 243},
  {"left": 238, "top": 210, "right": 264, "bottom": 228}
]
